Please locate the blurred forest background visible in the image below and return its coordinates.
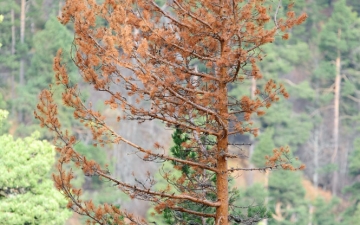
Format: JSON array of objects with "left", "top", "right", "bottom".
[{"left": 1, "top": 0, "right": 360, "bottom": 224}]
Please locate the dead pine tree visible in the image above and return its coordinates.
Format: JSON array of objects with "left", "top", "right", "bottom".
[{"left": 35, "top": 0, "right": 307, "bottom": 224}]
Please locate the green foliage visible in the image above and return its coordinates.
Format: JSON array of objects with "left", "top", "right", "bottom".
[
  {"left": 74, "top": 142, "right": 108, "bottom": 168},
  {"left": 348, "top": 0, "right": 360, "bottom": 14},
  {"left": 317, "top": 163, "right": 338, "bottom": 175},
  {"left": 0, "top": 111, "right": 71, "bottom": 224},
  {"left": 268, "top": 171, "right": 309, "bottom": 225},
  {"left": 256, "top": 88, "right": 312, "bottom": 149},
  {"left": 0, "top": 105, "right": 9, "bottom": 135},
  {"left": 229, "top": 184, "right": 271, "bottom": 224},
  {"left": 342, "top": 204, "right": 360, "bottom": 225},
  {"left": 27, "top": 16, "right": 76, "bottom": 82},
  {"left": 0, "top": 109, "right": 8, "bottom": 124},
  {"left": 341, "top": 79, "right": 357, "bottom": 96},
  {"left": 312, "top": 61, "right": 336, "bottom": 80},
  {"left": 319, "top": 0, "right": 360, "bottom": 61},
  {"left": 269, "top": 171, "right": 305, "bottom": 205},
  {"left": 154, "top": 129, "right": 272, "bottom": 224},
  {"left": 158, "top": 130, "right": 217, "bottom": 224},
  {"left": 349, "top": 138, "right": 360, "bottom": 176},
  {"left": 289, "top": 81, "right": 316, "bottom": 101},
  {"left": 252, "top": 128, "right": 275, "bottom": 167},
  {"left": 169, "top": 129, "right": 194, "bottom": 174},
  {"left": 241, "top": 183, "right": 268, "bottom": 206},
  {"left": 341, "top": 138, "right": 360, "bottom": 223},
  {"left": 312, "top": 198, "right": 340, "bottom": 225},
  {"left": 0, "top": 1, "right": 23, "bottom": 92},
  {"left": 242, "top": 49, "right": 313, "bottom": 223},
  {"left": 239, "top": 184, "right": 269, "bottom": 210},
  {"left": 14, "top": 15, "right": 79, "bottom": 137}
]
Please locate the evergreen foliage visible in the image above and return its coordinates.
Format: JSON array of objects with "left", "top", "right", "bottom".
[
  {"left": 0, "top": 110, "right": 71, "bottom": 224},
  {"left": 15, "top": 16, "right": 78, "bottom": 137},
  {"left": 169, "top": 129, "right": 193, "bottom": 175},
  {"left": 341, "top": 137, "right": 360, "bottom": 224},
  {"left": 312, "top": 198, "right": 339, "bottom": 225},
  {"left": 157, "top": 129, "right": 272, "bottom": 224}
]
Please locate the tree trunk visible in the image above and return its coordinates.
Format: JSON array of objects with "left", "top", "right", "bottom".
[
  {"left": 313, "top": 128, "right": 319, "bottom": 192},
  {"left": 215, "top": 41, "right": 229, "bottom": 225},
  {"left": 331, "top": 29, "right": 341, "bottom": 196},
  {"left": 11, "top": 9, "right": 15, "bottom": 55},
  {"left": 11, "top": 9, "right": 16, "bottom": 113},
  {"left": 340, "top": 139, "right": 349, "bottom": 189},
  {"left": 17, "top": 0, "right": 27, "bottom": 123},
  {"left": 19, "top": 0, "right": 26, "bottom": 86}
]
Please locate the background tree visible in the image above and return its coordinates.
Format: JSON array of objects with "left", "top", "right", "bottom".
[
  {"left": 341, "top": 137, "right": 360, "bottom": 225},
  {"left": 0, "top": 110, "right": 72, "bottom": 225},
  {"left": 35, "top": 0, "right": 307, "bottom": 224},
  {"left": 15, "top": 15, "right": 78, "bottom": 137},
  {"left": 317, "top": 0, "right": 360, "bottom": 195},
  {"left": 0, "top": 14, "right": 3, "bottom": 48},
  {"left": 0, "top": 0, "right": 67, "bottom": 135}
]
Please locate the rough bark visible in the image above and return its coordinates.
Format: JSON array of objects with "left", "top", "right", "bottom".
[{"left": 216, "top": 61, "right": 229, "bottom": 225}]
